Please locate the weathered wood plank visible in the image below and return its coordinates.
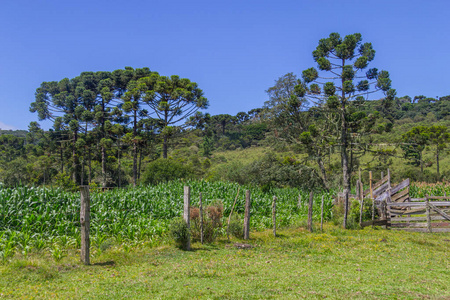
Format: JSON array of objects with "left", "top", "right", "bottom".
[
  {"left": 373, "top": 175, "right": 389, "bottom": 190},
  {"left": 411, "top": 198, "right": 427, "bottom": 202},
  {"left": 373, "top": 182, "right": 389, "bottom": 197},
  {"left": 392, "top": 228, "right": 450, "bottom": 233},
  {"left": 360, "top": 219, "right": 389, "bottom": 227},
  {"left": 387, "top": 201, "right": 450, "bottom": 207},
  {"left": 390, "top": 216, "right": 446, "bottom": 222},
  {"left": 391, "top": 188, "right": 409, "bottom": 202},
  {"left": 389, "top": 209, "right": 426, "bottom": 215},
  {"left": 429, "top": 203, "right": 450, "bottom": 221},
  {"left": 391, "top": 179, "right": 410, "bottom": 195},
  {"left": 428, "top": 196, "right": 450, "bottom": 200}
]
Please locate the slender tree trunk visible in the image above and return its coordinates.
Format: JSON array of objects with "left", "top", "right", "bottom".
[
  {"left": 436, "top": 147, "right": 440, "bottom": 180},
  {"left": 72, "top": 129, "right": 79, "bottom": 184},
  {"left": 317, "top": 157, "right": 329, "bottom": 191},
  {"left": 138, "top": 148, "right": 142, "bottom": 181},
  {"left": 163, "top": 135, "right": 168, "bottom": 159},
  {"left": 163, "top": 110, "right": 168, "bottom": 159},
  {"left": 420, "top": 151, "right": 423, "bottom": 175},
  {"left": 341, "top": 58, "right": 350, "bottom": 229},
  {"left": 60, "top": 145, "right": 64, "bottom": 174},
  {"left": 117, "top": 144, "right": 121, "bottom": 188},
  {"left": 88, "top": 148, "right": 92, "bottom": 184},
  {"left": 133, "top": 110, "right": 138, "bottom": 187},
  {"left": 101, "top": 146, "right": 106, "bottom": 187},
  {"left": 101, "top": 99, "right": 107, "bottom": 188}
]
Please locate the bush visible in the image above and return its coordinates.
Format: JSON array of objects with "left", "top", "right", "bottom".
[
  {"left": 189, "top": 201, "right": 224, "bottom": 243},
  {"left": 332, "top": 198, "right": 375, "bottom": 229},
  {"left": 142, "top": 159, "right": 192, "bottom": 185},
  {"left": 228, "top": 214, "right": 243, "bottom": 239},
  {"left": 169, "top": 218, "right": 190, "bottom": 250}
]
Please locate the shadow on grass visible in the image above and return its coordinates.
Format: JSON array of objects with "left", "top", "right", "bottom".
[{"left": 92, "top": 260, "right": 115, "bottom": 267}]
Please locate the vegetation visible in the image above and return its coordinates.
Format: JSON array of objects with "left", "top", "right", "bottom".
[{"left": 0, "top": 226, "right": 449, "bottom": 299}]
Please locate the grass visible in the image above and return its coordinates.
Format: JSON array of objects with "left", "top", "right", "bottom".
[{"left": 1, "top": 225, "right": 449, "bottom": 299}]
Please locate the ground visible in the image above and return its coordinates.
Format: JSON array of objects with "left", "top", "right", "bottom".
[{"left": 1, "top": 225, "right": 449, "bottom": 299}]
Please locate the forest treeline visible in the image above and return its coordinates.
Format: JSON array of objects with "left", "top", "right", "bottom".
[{"left": 1, "top": 33, "right": 449, "bottom": 193}]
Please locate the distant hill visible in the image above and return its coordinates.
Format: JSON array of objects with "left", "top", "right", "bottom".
[{"left": 0, "top": 129, "right": 28, "bottom": 138}]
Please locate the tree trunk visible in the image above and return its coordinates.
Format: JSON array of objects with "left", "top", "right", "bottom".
[
  {"left": 117, "top": 144, "right": 121, "bottom": 188},
  {"left": 317, "top": 157, "right": 329, "bottom": 190},
  {"left": 60, "top": 145, "right": 64, "bottom": 174},
  {"left": 133, "top": 110, "right": 138, "bottom": 187},
  {"left": 72, "top": 129, "right": 79, "bottom": 184},
  {"left": 163, "top": 135, "right": 168, "bottom": 159},
  {"left": 101, "top": 146, "right": 107, "bottom": 187},
  {"left": 88, "top": 148, "right": 92, "bottom": 184},
  {"left": 420, "top": 151, "right": 423, "bottom": 175},
  {"left": 436, "top": 147, "right": 440, "bottom": 180},
  {"left": 341, "top": 58, "right": 350, "bottom": 229},
  {"left": 138, "top": 148, "right": 142, "bottom": 181}
]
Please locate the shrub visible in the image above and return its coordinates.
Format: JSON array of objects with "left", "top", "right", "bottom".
[
  {"left": 332, "top": 198, "right": 375, "bottom": 229},
  {"left": 169, "top": 218, "right": 190, "bottom": 250},
  {"left": 142, "top": 159, "right": 192, "bottom": 185},
  {"left": 228, "top": 214, "right": 243, "bottom": 239},
  {"left": 189, "top": 201, "right": 224, "bottom": 243}
]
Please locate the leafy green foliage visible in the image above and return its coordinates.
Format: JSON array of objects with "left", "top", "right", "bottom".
[{"left": 142, "top": 159, "right": 192, "bottom": 185}]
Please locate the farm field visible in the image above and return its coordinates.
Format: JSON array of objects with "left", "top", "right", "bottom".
[{"left": 0, "top": 226, "right": 449, "bottom": 299}]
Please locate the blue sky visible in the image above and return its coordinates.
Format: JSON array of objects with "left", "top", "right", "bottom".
[{"left": 0, "top": 0, "right": 449, "bottom": 130}]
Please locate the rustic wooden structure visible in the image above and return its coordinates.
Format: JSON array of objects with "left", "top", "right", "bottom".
[
  {"left": 307, "top": 191, "right": 313, "bottom": 232},
  {"left": 272, "top": 196, "right": 277, "bottom": 237},
  {"left": 358, "top": 169, "right": 450, "bottom": 232}
]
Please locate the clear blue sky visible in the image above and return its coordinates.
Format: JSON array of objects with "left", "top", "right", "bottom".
[{"left": 1, "top": 0, "right": 449, "bottom": 130}]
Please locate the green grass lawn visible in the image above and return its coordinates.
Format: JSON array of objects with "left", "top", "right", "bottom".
[{"left": 1, "top": 225, "right": 449, "bottom": 299}]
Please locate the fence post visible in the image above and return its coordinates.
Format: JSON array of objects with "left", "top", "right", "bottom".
[
  {"left": 199, "top": 192, "right": 203, "bottom": 245},
  {"left": 370, "top": 171, "right": 374, "bottom": 228},
  {"left": 426, "top": 195, "right": 432, "bottom": 233},
  {"left": 298, "top": 194, "right": 302, "bottom": 209},
  {"left": 243, "top": 190, "right": 251, "bottom": 240},
  {"left": 272, "top": 196, "right": 277, "bottom": 237},
  {"left": 320, "top": 195, "right": 324, "bottom": 232},
  {"left": 184, "top": 186, "right": 191, "bottom": 250},
  {"left": 80, "top": 186, "right": 90, "bottom": 265},
  {"left": 308, "top": 191, "right": 314, "bottom": 232}
]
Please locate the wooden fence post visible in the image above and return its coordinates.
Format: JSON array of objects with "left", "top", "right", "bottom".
[
  {"left": 356, "top": 180, "right": 361, "bottom": 200},
  {"left": 272, "top": 196, "right": 277, "bottom": 237},
  {"left": 308, "top": 191, "right": 313, "bottom": 232},
  {"left": 184, "top": 186, "right": 191, "bottom": 250},
  {"left": 298, "top": 194, "right": 302, "bottom": 209},
  {"left": 80, "top": 186, "right": 90, "bottom": 265},
  {"left": 320, "top": 195, "right": 324, "bottom": 232},
  {"left": 243, "top": 190, "right": 251, "bottom": 240},
  {"left": 199, "top": 192, "right": 203, "bottom": 245},
  {"left": 370, "top": 171, "right": 374, "bottom": 228},
  {"left": 426, "top": 195, "right": 432, "bottom": 233},
  {"left": 226, "top": 187, "right": 241, "bottom": 242},
  {"left": 359, "top": 181, "right": 364, "bottom": 226}
]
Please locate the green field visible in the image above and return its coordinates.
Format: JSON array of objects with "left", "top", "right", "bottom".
[
  {"left": 1, "top": 181, "right": 450, "bottom": 299},
  {"left": 0, "top": 226, "right": 449, "bottom": 299}
]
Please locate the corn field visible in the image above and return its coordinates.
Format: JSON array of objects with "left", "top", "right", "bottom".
[{"left": 0, "top": 180, "right": 334, "bottom": 259}]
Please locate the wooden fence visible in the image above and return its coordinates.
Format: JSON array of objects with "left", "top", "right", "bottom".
[{"left": 357, "top": 170, "right": 450, "bottom": 232}]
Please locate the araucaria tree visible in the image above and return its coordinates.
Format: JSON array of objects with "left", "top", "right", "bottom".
[
  {"left": 141, "top": 75, "right": 209, "bottom": 158},
  {"left": 297, "top": 33, "right": 396, "bottom": 228}
]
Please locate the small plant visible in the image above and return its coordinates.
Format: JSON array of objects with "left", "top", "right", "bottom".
[
  {"left": 50, "top": 245, "right": 66, "bottom": 262},
  {"left": 169, "top": 218, "right": 190, "bottom": 250},
  {"left": 228, "top": 214, "right": 243, "bottom": 239},
  {"left": 190, "top": 200, "right": 224, "bottom": 243}
]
